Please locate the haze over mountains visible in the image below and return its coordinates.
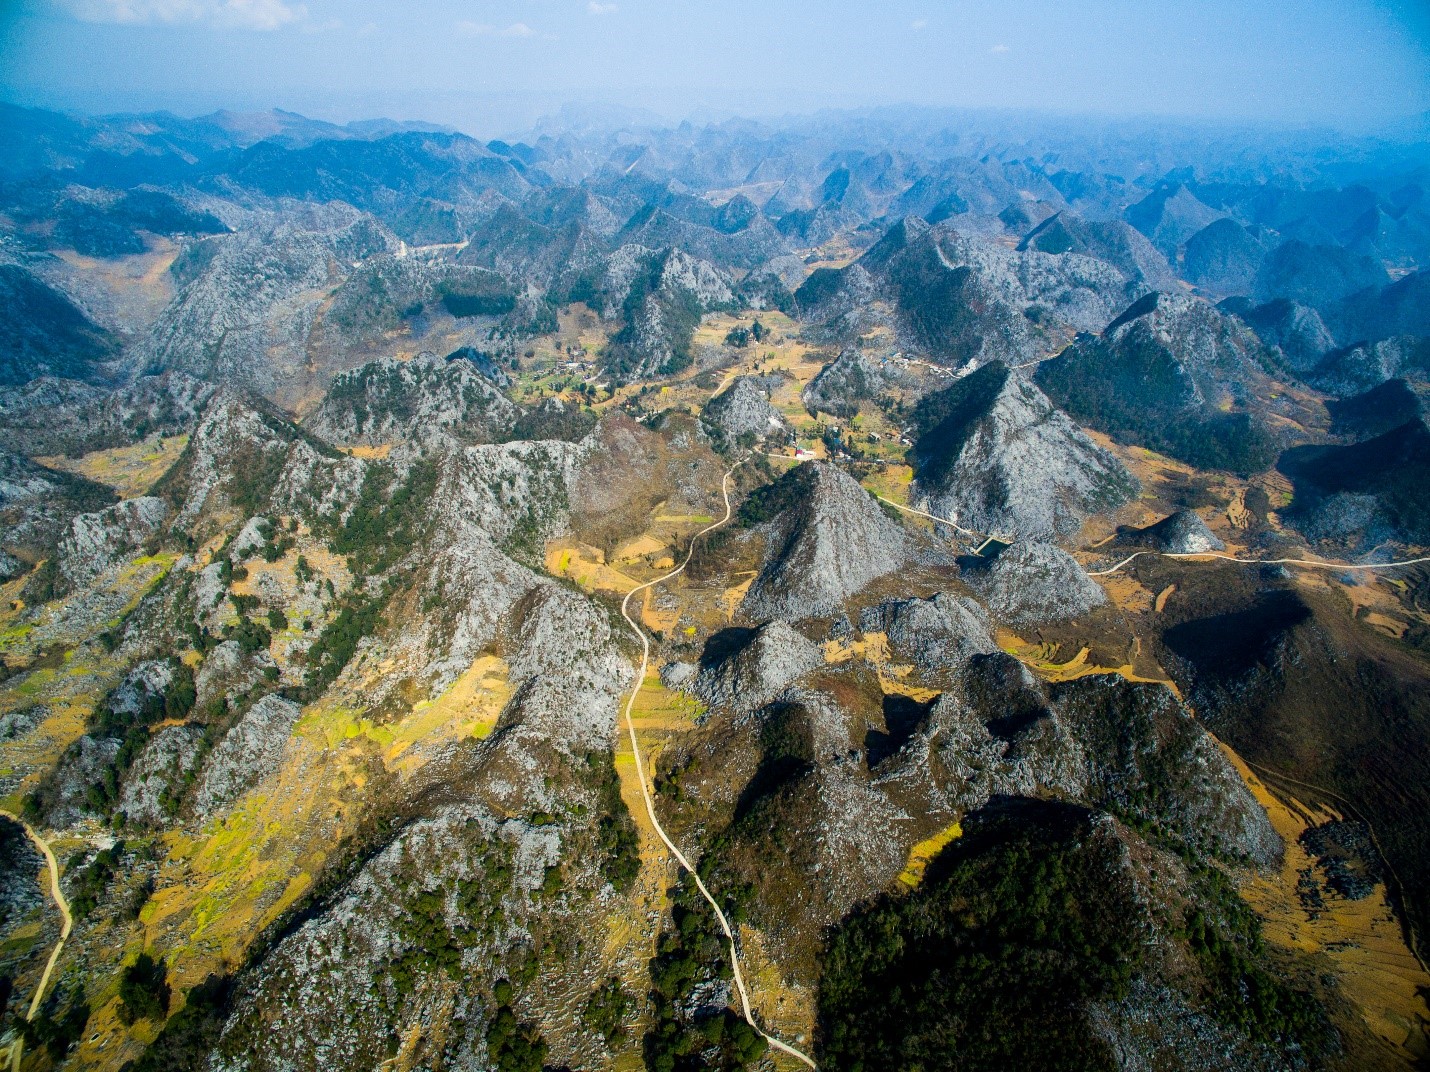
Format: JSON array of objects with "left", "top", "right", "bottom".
[{"left": 1, "top": 92, "right": 1430, "bottom": 1072}]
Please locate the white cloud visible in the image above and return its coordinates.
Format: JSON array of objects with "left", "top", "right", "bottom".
[
  {"left": 588, "top": 2, "right": 617, "bottom": 13},
  {"left": 990, "top": 43, "right": 1010, "bottom": 53},
  {"left": 910, "top": 18, "right": 927, "bottom": 30},
  {"left": 59, "top": 0, "right": 306, "bottom": 30},
  {"left": 458, "top": 19, "right": 536, "bottom": 37}
]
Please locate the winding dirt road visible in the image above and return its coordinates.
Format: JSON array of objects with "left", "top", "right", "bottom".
[
  {"left": 617, "top": 459, "right": 818, "bottom": 1070},
  {"left": 1085, "top": 548, "right": 1430, "bottom": 577},
  {"left": 0, "top": 810, "right": 73, "bottom": 1072}
]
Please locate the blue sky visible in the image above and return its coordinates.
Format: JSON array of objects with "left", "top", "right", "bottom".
[{"left": 1, "top": 0, "right": 1427, "bottom": 134}]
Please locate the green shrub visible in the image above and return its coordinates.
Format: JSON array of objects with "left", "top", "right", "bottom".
[
  {"left": 582, "top": 977, "right": 633, "bottom": 1043},
  {"left": 118, "top": 953, "right": 171, "bottom": 1025}
]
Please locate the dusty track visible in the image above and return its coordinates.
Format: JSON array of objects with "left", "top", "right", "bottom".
[
  {"left": 0, "top": 810, "right": 74, "bottom": 1072},
  {"left": 617, "top": 459, "right": 818, "bottom": 1070}
]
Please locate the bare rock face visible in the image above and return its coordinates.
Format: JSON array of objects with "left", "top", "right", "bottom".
[
  {"left": 887, "top": 651, "right": 1280, "bottom": 866},
  {"left": 691, "top": 620, "right": 822, "bottom": 712},
  {"left": 1035, "top": 291, "right": 1283, "bottom": 475},
  {"left": 304, "top": 351, "right": 520, "bottom": 448},
  {"left": 740, "top": 462, "right": 907, "bottom": 621},
  {"left": 132, "top": 203, "right": 399, "bottom": 398},
  {"left": 961, "top": 541, "right": 1107, "bottom": 626},
  {"left": 1306, "top": 334, "right": 1430, "bottom": 397},
  {"left": 0, "top": 371, "right": 216, "bottom": 457},
  {"left": 859, "top": 593, "right": 998, "bottom": 681},
  {"left": 0, "top": 448, "right": 116, "bottom": 561},
  {"left": 57, "top": 495, "right": 167, "bottom": 587},
  {"left": 1019, "top": 211, "right": 1175, "bottom": 290},
  {"left": 1225, "top": 297, "right": 1336, "bottom": 373},
  {"left": 161, "top": 389, "right": 365, "bottom": 541},
  {"left": 701, "top": 376, "right": 787, "bottom": 442},
  {"left": 911, "top": 362, "right": 1136, "bottom": 541},
  {"left": 118, "top": 723, "right": 206, "bottom": 826},
  {"left": 499, "top": 582, "right": 631, "bottom": 750},
  {"left": 600, "top": 246, "right": 737, "bottom": 381},
  {"left": 1050, "top": 675, "right": 1282, "bottom": 867},
  {"left": 1137, "top": 510, "right": 1226, "bottom": 554},
  {"left": 192, "top": 694, "right": 303, "bottom": 817},
  {"left": 35, "top": 734, "right": 120, "bottom": 827},
  {"left": 801, "top": 349, "right": 890, "bottom": 419}
]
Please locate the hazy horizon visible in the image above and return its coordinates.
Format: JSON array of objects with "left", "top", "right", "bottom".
[{"left": 2, "top": 0, "right": 1428, "bottom": 138}]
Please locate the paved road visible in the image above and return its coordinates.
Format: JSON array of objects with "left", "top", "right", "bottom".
[
  {"left": 0, "top": 810, "right": 74, "bottom": 1072},
  {"left": 617, "top": 459, "right": 818, "bottom": 1070}
]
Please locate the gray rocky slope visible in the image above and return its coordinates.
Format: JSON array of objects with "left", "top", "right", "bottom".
[
  {"left": 802, "top": 216, "right": 1151, "bottom": 368},
  {"left": 700, "top": 376, "right": 787, "bottom": 442},
  {"left": 739, "top": 462, "right": 909, "bottom": 621},
  {"left": 666, "top": 588, "right": 1279, "bottom": 966},
  {"left": 910, "top": 361, "right": 1137, "bottom": 541},
  {"left": 303, "top": 351, "right": 521, "bottom": 448}
]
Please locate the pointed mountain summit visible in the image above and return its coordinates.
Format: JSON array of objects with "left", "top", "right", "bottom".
[
  {"left": 910, "top": 362, "right": 1136, "bottom": 541},
  {"left": 1036, "top": 291, "right": 1282, "bottom": 474},
  {"left": 739, "top": 462, "right": 908, "bottom": 621}
]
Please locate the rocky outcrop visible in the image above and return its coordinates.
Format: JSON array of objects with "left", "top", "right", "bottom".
[
  {"left": 740, "top": 462, "right": 908, "bottom": 621},
  {"left": 601, "top": 246, "right": 737, "bottom": 382},
  {"left": 910, "top": 362, "right": 1136, "bottom": 540},
  {"left": 701, "top": 377, "right": 787, "bottom": 442},
  {"left": 1019, "top": 211, "right": 1175, "bottom": 289},
  {"left": 132, "top": 202, "right": 399, "bottom": 397},
  {"left": 118, "top": 723, "right": 206, "bottom": 826},
  {"left": 0, "top": 371, "right": 217, "bottom": 457},
  {"left": 690, "top": 620, "right": 822, "bottom": 712},
  {"left": 801, "top": 349, "right": 890, "bottom": 418},
  {"left": 961, "top": 541, "right": 1107, "bottom": 626},
  {"left": 158, "top": 389, "right": 364, "bottom": 541},
  {"left": 0, "top": 448, "right": 116, "bottom": 562},
  {"left": 56, "top": 495, "right": 167, "bottom": 587},
  {"left": 1222, "top": 297, "right": 1336, "bottom": 373},
  {"left": 859, "top": 592, "right": 998, "bottom": 680},
  {"left": 1036, "top": 291, "right": 1282, "bottom": 475},
  {"left": 304, "top": 351, "right": 520, "bottom": 448},
  {"left": 192, "top": 694, "right": 303, "bottom": 817},
  {"left": 799, "top": 219, "right": 1144, "bottom": 368},
  {"left": 1130, "top": 510, "right": 1226, "bottom": 554},
  {"left": 1305, "top": 334, "right": 1430, "bottom": 397}
]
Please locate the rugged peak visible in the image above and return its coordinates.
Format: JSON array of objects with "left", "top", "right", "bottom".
[
  {"left": 702, "top": 376, "right": 787, "bottom": 443},
  {"left": 1224, "top": 297, "right": 1336, "bottom": 373},
  {"left": 57, "top": 496, "right": 168, "bottom": 588},
  {"left": 304, "top": 351, "right": 520, "bottom": 449},
  {"left": 1133, "top": 510, "right": 1226, "bottom": 554},
  {"left": 740, "top": 461, "right": 908, "bottom": 621},
  {"left": 801, "top": 349, "right": 889, "bottom": 419},
  {"left": 1037, "top": 292, "right": 1282, "bottom": 474},
  {"left": 158, "top": 387, "right": 357, "bottom": 538},
  {"left": 910, "top": 361, "right": 1136, "bottom": 540},
  {"left": 961, "top": 541, "right": 1108, "bottom": 626},
  {"left": 859, "top": 215, "right": 932, "bottom": 273},
  {"left": 690, "top": 620, "right": 822, "bottom": 712}
]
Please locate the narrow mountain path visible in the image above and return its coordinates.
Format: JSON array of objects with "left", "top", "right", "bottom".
[
  {"left": 0, "top": 810, "right": 74, "bottom": 1072},
  {"left": 617, "top": 458, "right": 818, "bottom": 1071}
]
